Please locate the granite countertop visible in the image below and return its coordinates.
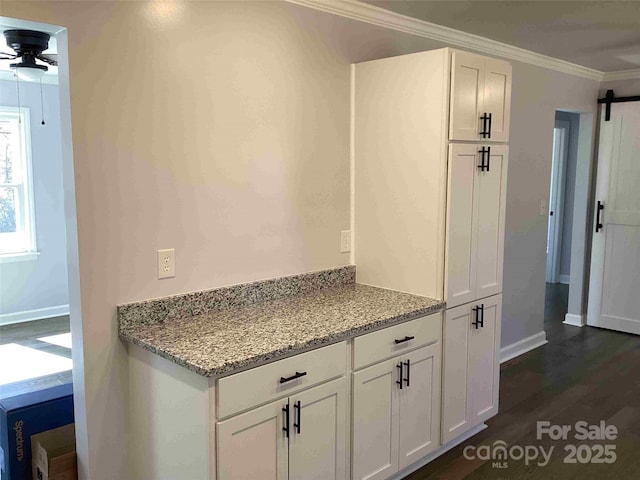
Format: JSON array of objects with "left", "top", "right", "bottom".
[{"left": 118, "top": 267, "right": 444, "bottom": 378}]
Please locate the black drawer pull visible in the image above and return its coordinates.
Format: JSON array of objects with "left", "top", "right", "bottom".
[
  {"left": 280, "top": 371, "right": 307, "bottom": 384},
  {"left": 395, "top": 336, "right": 415, "bottom": 344}
]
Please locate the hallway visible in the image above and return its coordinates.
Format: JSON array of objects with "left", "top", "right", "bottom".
[{"left": 409, "top": 284, "right": 640, "bottom": 479}]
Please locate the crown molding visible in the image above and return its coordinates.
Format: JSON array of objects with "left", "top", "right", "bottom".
[
  {"left": 286, "top": 0, "right": 609, "bottom": 81},
  {"left": 601, "top": 69, "right": 640, "bottom": 83}
]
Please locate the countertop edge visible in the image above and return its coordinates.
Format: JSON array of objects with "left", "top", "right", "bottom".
[{"left": 121, "top": 300, "right": 445, "bottom": 379}]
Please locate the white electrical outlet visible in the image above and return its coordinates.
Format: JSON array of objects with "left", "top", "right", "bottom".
[
  {"left": 340, "top": 230, "right": 352, "bottom": 253},
  {"left": 157, "top": 249, "right": 175, "bottom": 279}
]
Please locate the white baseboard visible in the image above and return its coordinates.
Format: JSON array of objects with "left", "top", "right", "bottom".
[
  {"left": 563, "top": 313, "right": 584, "bottom": 327},
  {"left": 388, "top": 423, "right": 488, "bottom": 480},
  {"left": 558, "top": 274, "right": 570, "bottom": 285},
  {"left": 500, "top": 331, "right": 548, "bottom": 363},
  {"left": 0, "top": 304, "right": 70, "bottom": 326}
]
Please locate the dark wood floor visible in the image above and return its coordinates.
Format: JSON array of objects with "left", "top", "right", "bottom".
[
  {"left": 0, "top": 315, "right": 73, "bottom": 399},
  {"left": 408, "top": 283, "right": 640, "bottom": 479}
]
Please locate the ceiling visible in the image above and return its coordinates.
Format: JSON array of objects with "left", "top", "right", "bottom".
[{"left": 363, "top": 1, "right": 640, "bottom": 72}]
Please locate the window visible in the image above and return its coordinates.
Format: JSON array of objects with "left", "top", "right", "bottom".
[{"left": 0, "top": 107, "right": 37, "bottom": 259}]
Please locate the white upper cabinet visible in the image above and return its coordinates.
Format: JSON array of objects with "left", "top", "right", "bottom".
[
  {"left": 445, "top": 144, "right": 508, "bottom": 308},
  {"left": 450, "top": 51, "right": 512, "bottom": 143},
  {"left": 354, "top": 48, "right": 450, "bottom": 299}
]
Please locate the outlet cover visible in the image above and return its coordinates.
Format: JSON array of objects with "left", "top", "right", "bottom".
[
  {"left": 157, "top": 249, "right": 175, "bottom": 279},
  {"left": 340, "top": 230, "right": 352, "bottom": 253}
]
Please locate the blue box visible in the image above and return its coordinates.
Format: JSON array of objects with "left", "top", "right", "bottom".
[{"left": 0, "top": 384, "right": 74, "bottom": 480}]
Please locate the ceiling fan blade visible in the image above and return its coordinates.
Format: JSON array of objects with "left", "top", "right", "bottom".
[
  {"left": 0, "top": 52, "right": 18, "bottom": 60},
  {"left": 37, "top": 53, "right": 58, "bottom": 66}
]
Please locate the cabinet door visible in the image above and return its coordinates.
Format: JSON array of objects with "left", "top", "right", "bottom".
[
  {"left": 398, "top": 343, "right": 441, "bottom": 470},
  {"left": 450, "top": 51, "right": 485, "bottom": 141},
  {"left": 475, "top": 146, "right": 508, "bottom": 300},
  {"left": 482, "top": 58, "right": 512, "bottom": 142},
  {"left": 469, "top": 294, "right": 502, "bottom": 424},
  {"left": 352, "top": 359, "right": 400, "bottom": 480},
  {"left": 289, "top": 378, "right": 347, "bottom": 480},
  {"left": 217, "top": 398, "right": 288, "bottom": 480},
  {"left": 446, "top": 144, "right": 479, "bottom": 308},
  {"left": 441, "top": 304, "right": 473, "bottom": 444}
]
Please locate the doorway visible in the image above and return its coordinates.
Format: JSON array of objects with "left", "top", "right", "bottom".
[
  {"left": 546, "top": 118, "right": 569, "bottom": 284},
  {"left": 0, "top": 21, "right": 72, "bottom": 399},
  {"left": 545, "top": 111, "right": 581, "bottom": 326}
]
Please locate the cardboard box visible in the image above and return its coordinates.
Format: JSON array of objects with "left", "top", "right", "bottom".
[
  {"left": 31, "top": 424, "right": 77, "bottom": 480},
  {"left": 0, "top": 384, "right": 74, "bottom": 480}
]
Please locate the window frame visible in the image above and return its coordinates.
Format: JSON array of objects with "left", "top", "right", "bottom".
[{"left": 0, "top": 106, "right": 38, "bottom": 261}]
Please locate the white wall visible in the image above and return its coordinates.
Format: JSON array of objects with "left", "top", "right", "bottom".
[
  {"left": 555, "top": 111, "right": 580, "bottom": 280},
  {"left": 1, "top": 2, "right": 602, "bottom": 478},
  {"left": 0, "top": 79, "right": 69, "bottom": 321}
]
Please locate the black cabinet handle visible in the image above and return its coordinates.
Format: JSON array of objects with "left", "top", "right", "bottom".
[
  {"left": 472, "top": 306, "right": 480, "bottom": 329},
  {"left": 293, "top": 400, "right": 301, "bottom": 434},
  {"left": 486, "top": 146, "right": 491, "bottom": 171},
  {"left": 596, "top": 201, "right": 604, "bottom": 232},
  {"left": 280, "top": 371, "right": 307, "bottom": 384},
  {"left": 282, "top": 403, "right": 290, "bottom": 438},
  {"left": 396, "top": 362, "right": 403, "bottom": 389},
  {"left": 478, "top": 147, "right": 487, "bottom": 171},
  {"left": 395, "top": 335, "right": 415, "bottom": 344},
  {"left": 487, "top": 113, "right": 492, "bottom": 139},
  {"left": 479, "top": 304, "right": 485, "bottom": 328},
  {"left": 478, "top": 146, "right": 491, "bottom": 172},
  {"left": 403, "top": 359, "right": 411, "bottom": 387},
  {"left": 480, "top": 113, "right": 489, "bottom": 138}
]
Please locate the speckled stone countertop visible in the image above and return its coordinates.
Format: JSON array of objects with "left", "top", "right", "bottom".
[{"left": 118, "top": 267, "right": 444, "bottom": 378}]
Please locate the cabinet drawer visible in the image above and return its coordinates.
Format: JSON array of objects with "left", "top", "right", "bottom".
[
  {"left": 353, "top": 313, "right": 442, "bottom": 370},
  {"left": 217, "top": 341, "right": 346, "bottom": 419}
]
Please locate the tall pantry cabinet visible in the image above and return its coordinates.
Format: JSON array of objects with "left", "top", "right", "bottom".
[{"left": 354, "top": 48, "right": 511, "bottom": 448}]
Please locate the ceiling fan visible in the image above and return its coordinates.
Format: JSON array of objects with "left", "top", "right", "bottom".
[{"left": 0, "top": 29, "right": 58, "bottom": 82}]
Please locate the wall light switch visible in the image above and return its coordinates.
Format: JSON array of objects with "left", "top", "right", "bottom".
[
  {"left": 540, "top": 200, "right": 548, "bottom": 216},
  {"left": 157, "top": 249, "right": 175, "bottom": 279},
  {"left": 340, "top": 230, "right": 352, "bottom": 253}
]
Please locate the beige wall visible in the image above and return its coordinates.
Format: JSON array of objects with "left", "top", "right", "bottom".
[
  {"left": 2, "top": 1, "right": 602, "bottom": 477},
  {"left": 2, "top": 2, "right": 353, "bottom": 478},
  {"left": 600, "top": 77, "right": 640, "bottom": 97},
  {"left": 502, "top": 62, "right": 599, "bottom": 345}
]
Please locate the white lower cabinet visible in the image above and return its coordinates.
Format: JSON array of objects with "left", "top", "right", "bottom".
[
  {"left": 441, "top": 294, "right": 502, "bottom": 444},
  {"left": 217, "top": 377, "right": 347, "bottom": 480},
  {"left": 215, "top": 306, "right": 501, "bottom": 480},
  {"left": 352, "top": 343, "right": 442, "bottom": 480},
  {"left": 217, "top": 398, "right": 289, "bottom": 480}
]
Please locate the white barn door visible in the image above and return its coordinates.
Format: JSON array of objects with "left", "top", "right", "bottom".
[{"left": 587, "top": 102, "right": 640, "bottom": 334}]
